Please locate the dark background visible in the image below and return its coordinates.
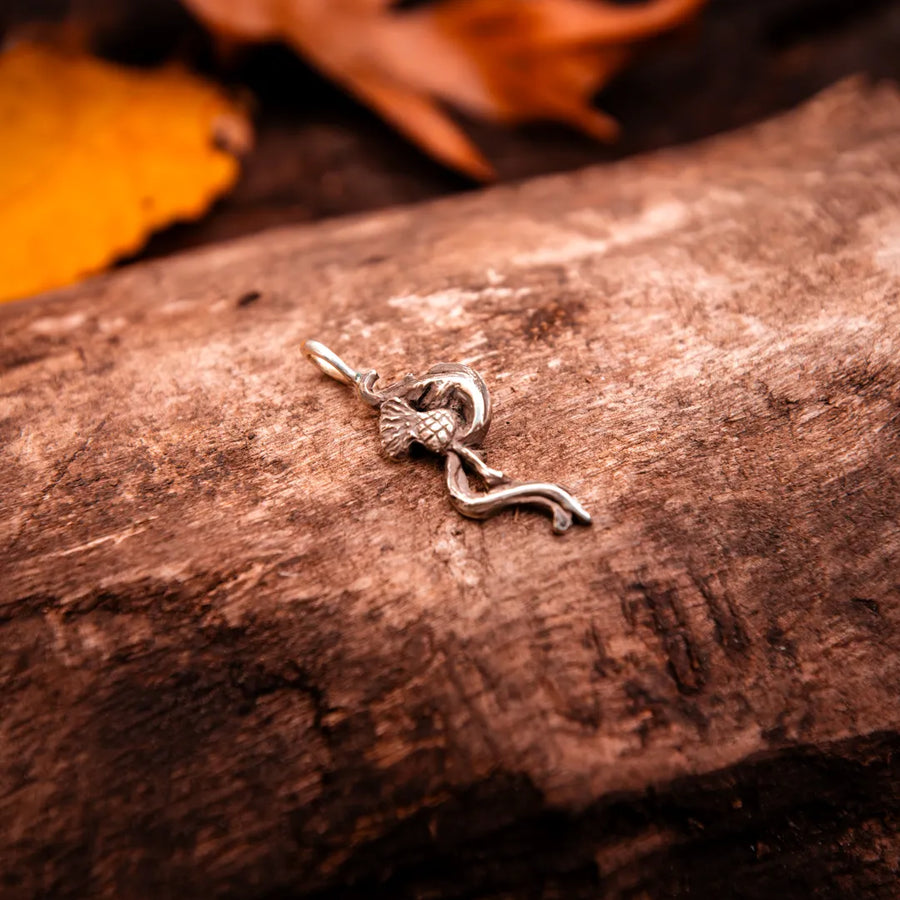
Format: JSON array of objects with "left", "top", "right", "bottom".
[{"left": 3, "top": 0, "right": 900, "bottom": 257}]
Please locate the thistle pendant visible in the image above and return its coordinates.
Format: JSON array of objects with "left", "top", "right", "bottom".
[{"left": 303, "top": 341, "right": 591, "bottom": 534}]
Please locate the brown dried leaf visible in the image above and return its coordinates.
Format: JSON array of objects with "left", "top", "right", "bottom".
[{"left": 182, "top": 0, "right": 707, "bottom": 178}]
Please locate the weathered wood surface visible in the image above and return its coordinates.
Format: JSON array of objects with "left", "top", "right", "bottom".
[{"left": 2, "top": 80, "right": 900, "bottom": 898}]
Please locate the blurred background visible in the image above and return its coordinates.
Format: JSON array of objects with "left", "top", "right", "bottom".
[{"left": 1, "top": 0, "right": 899, "bottom": 285}]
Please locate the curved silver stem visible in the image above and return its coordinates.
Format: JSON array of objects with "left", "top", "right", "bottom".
[{"left": 445, "top": 452, "right": 592, "bottom": 534}]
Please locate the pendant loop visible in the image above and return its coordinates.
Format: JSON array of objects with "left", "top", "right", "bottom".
[{"left": 303, "top": 340, "right": 362, "bottom": 387}]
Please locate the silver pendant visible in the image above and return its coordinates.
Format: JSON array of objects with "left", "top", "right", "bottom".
[{"left": 303, "top": 341, "right": 591, "bottom": 534}]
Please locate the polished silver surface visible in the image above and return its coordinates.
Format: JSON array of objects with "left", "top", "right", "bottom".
[{"left": 303, "top": 341, "right": 591, "bottom": 533}]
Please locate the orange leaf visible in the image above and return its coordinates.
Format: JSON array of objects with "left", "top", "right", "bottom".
[
  {"left": 182, "top": 0, "right": 706, "bottom": 179},
  {"left": 0, "top": 42, "right": 251, "bottom": 303}
]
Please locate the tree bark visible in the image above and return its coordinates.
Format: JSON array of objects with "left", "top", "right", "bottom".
[{"left": 1, "top": 79, "right": 900, "bottom": 899}]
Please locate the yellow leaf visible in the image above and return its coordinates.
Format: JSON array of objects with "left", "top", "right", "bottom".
[
  {"left": 181, "top": 0, "right": 706, "bottom": 179},
  {"left": 0, "top": 42, "right": 251, "bottom": 303}
]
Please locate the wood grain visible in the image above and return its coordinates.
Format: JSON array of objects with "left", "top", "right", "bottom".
[{"left": 1, "top": 79, "right": 899, "bottom": 898}]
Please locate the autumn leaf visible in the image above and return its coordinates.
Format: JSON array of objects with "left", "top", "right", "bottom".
[
  {"left": 182, "top": 0, "right": 707, "bottom": 179},
  {"left": 0, "top": 42, "right": 251, "bottom": 303}
]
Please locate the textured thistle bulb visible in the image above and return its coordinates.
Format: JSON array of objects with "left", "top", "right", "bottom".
[{"left": 379, "top": 398, "right": 461, "bottom": 458}]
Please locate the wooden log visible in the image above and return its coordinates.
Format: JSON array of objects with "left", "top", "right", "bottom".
[{"left": 1, "top": 79, "right": 899, "bottom": 899}]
